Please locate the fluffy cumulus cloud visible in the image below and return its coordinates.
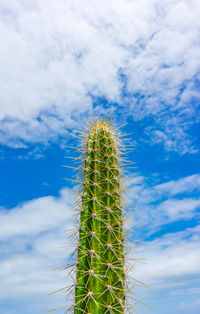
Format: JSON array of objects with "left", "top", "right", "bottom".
[
  {"left": 0, "top": 0, "right": 199, "bottom": 152},
  {"left": 0, "top": 189, "right": 75, "bottom": 313}
]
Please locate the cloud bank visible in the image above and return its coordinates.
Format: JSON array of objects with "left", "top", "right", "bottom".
[
  {"left": 0, "top": 175, "right": 200, "bottom": 313},
  {"left": 0, "top": 0, "right": 200, "bottom": 153}
]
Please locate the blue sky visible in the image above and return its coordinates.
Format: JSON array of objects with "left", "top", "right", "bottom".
[{"left": 0, "top": 0, "right": 200, "bottom": 313}]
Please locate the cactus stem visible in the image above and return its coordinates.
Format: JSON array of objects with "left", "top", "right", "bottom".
[{"left": 49, "top": 116, "right": 146, "bottom": 313}]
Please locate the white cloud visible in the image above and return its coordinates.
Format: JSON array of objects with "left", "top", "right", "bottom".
[
  {"left": 155, "top": 174, "right": 200, "bottom": 196},
  {"left": 128, "top": 173, "right": 200, "bottom": 233},
  {"left": 128, "top": 173, "right": 200, "bottom": 207},
  {"left": 150, "top": 124, "right": 199, "bottom": 155},
  {"left": 158, "top": 198, "right": 200, "bottom": 221},
  {"left": 0, "top": 189, "right": 74, "bottom": 240},
  {"left": 132, "top": 225, "right": 200, "bottom": 314},
  {"left": 135, "top": 225, "right": 200, "bottom": 287},
  {"left": 0, "top": 189, "right": 75, "bottom": 313},
  {"left": 0, "top": 0, "right": 199, "bottom": 153}
]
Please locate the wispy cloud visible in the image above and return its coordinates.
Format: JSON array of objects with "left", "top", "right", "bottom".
[
  {"left": 127, "top": 173, "right": 200, "bottom": 235},
  {"left": 154, "top": 174, "right": 200, "bottom": 196},
  {"left": 136, "top": 225, "right": 200, "bottom": 287}
]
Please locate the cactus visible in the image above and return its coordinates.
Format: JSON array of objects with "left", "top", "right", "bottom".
[
  {"left": 74, "top": 117, "right": 126, "bottom": 313},
  {"left": 49, "top": 115, "right": 140, "bottom": 313}
]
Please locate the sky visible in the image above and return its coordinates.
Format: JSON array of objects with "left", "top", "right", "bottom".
[{"left": 0, "top": 0, "right": 200, "bottom": 313}]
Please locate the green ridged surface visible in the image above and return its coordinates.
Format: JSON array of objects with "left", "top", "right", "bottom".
[{"left": 75, "top": 121, "right": 125, "bottom": 313}]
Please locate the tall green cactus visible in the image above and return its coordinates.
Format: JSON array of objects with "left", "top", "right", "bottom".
[
  {"left": 49, "top": 116, "right": 140, "bottom": 313},
  {"left": 74, "top": 117, "right": 125, "bottom": 313}
]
